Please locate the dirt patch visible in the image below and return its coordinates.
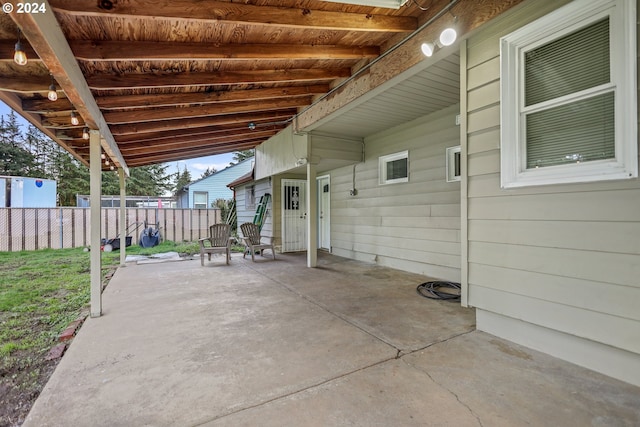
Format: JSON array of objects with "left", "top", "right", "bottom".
[{"left": 0, "top": 347, "right": 59, "bottom": 426}]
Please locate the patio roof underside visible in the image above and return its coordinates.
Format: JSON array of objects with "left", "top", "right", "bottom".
[{"left": 0, "top": 0, "right": 505, "bottom": 172}]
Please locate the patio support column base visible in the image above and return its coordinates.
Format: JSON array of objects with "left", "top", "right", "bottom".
[
  {"left": 307, "top": 162, "right": 318, "bottom": 268},
  {"left": 89, "top": 130, "right": 102, "bottom": 318}
]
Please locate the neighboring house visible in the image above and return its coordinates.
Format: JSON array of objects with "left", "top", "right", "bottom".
[
  {"left": 251, "top": 0, "right": 640, "bottom": 387},
  {"left": 177, "top": 158, "right": 254, "bottom": 208}
]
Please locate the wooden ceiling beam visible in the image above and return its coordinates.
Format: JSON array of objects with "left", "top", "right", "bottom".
[
  {"left": 114, "top": 122, "right": 284, "bottom": 144},
  {"left": 6, "top": 2, "right": 128, "bottom": 173},
  {"left": 116, "top": 127, "right": 278, "bottom": 145},
  {"left": 118, "top": 130, "right": 280, "bottom": 155},
  {"left": 70, "top": 40, "right": 379, "bottom": 62},
  {"left": 103, "top": 97, "right": 313, "bottom": 125},
  {"left": 95, "top": 85, "right": 330, "bottom": 110},
  {"left": 87, "top": 69, "right": 351, "bottom": 90},
  {"left": 0, "top": 75, "right": 64, "bottom": 95},
  {"left": 22, "top": 97, "right": 74, "bottom": 113},
  {"left": 123, "top": 141, "right": 264, "bottom": 166},
  {"left": 50, "top": 0, "right": 417, "bottom": 32},
  {"left": 109, "top": 110, "right": 296, "bottom": 135}
]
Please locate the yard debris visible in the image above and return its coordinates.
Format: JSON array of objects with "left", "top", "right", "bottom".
[{"left": 45, "top": 344, "right": 67, "bottom": 361}]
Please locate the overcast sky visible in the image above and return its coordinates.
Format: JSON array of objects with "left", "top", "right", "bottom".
[{"left": 0, "top": 102, "right": 235, "bottom": 180}]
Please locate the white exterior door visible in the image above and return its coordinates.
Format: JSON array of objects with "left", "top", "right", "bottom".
[
  {"left": 281, "top": 179, "right": 307, "bottom": 252},
  {"left": 317, "top": 175, "right": 330, "bottom": 250}
]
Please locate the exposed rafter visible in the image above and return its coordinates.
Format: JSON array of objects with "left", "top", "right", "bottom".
[
  {"left": 70, "top": 41, "right": 380, "bottom": 61},
  {"left": 50, "top": 0, "right": 417, "bottom": 32}
]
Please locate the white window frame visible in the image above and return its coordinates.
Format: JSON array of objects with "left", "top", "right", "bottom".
[
  {"left": 446, "top": 146, "right": 461, "bottom": 182},
  {"left": 193, "top": 191, "right": 208, "bottom": 209},
  {"left": 379, "top": 150, "right": 409, "bottom": 185},
  {"left": 500, "top": 0, "right": 637, "bottom": 188}
]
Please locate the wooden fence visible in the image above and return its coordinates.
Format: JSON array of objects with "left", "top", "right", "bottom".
[{"left": 0, "top": 207, "right": 222, "bottom": 252}]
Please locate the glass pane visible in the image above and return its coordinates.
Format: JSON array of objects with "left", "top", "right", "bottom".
[
  {"left": 194, "top": 193, "right": 206, "bottom": 203},
  {"left": 525, "top": 18, "right": 609, "bottom": 106},
  {"left": 526, "top": 92, "right": 614, "bottom": 168},
  {"left": 386, "top": 158, "right": 407, "bottom": 180}
]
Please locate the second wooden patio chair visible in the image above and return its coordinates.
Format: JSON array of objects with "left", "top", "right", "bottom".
[{"left": 240, "top": 222, "right": 275, "bottom": 262}]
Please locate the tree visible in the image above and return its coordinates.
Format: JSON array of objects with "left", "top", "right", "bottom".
[
  {"left": 173, "top": 164, "right": 192, "bottom": 195},
  {"left": 200, "top": 166, "right": 217, "bottom": 179},
  {"left": 230, "top": 149, "right": 254, "bottom": 165},
  {"left": 0, "top": 112, "right": 37, "bottom": 177}
]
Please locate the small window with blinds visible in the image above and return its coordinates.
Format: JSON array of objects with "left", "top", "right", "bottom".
[
  {"left": 500, "top": 0, "right": 637, "bottom": 188},
  {"left": 379, "top": 151, "right": 409, "bottom": 185}
]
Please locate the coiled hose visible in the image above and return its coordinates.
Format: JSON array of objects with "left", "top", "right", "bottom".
[{"left": 416, "top": 281, "right": 461, "bottom": 301}]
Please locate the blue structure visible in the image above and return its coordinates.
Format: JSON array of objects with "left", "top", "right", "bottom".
[{"left": 177, "top": 158, "right": 254, "bottom": 208}]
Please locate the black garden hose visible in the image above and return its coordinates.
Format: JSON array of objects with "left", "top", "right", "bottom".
[{"left": 416, "top": 281, "right": 461, "bottom": 301}]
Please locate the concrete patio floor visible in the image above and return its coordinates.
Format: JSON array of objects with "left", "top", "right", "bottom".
[{"left": 25, "top": 252, "right": 640, "bottom": 426}]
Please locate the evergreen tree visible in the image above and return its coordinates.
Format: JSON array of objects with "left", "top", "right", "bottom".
[
  {"left": 230, "top": 149, "right": 254, "bottom": 165},
  {"left": 173, "top": 164, "right": 192, "bottom": 195},
  {"left": 0, "top": 111, "right": 36, "bottom": 176},
  {"left": 200, "top": 166, "right": 217, "bottom": 179}
]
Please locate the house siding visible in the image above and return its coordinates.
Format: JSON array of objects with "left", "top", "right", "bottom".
[
  {"left": 330, "top": 104, "right": 461, "bottom": 281},
  {"left": 185, "top": 159, "right": 254, "bottom": 209},
  {"left": 464, "top": 0, "right": 640, "bottom": 385},
  {"left": 235, "top": 178, "right": 275, "bottom": 242}
]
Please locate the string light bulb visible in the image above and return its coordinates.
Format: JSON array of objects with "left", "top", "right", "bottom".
[
  {"left": 82, "top": 127, "right": 89, "bottom": 140},
  {"left": 70, "top": 111, "right": 79, "bottom": 126},
  {"left": 47, "top": 75, "right": 58, "bottom": 101},
  {"left": 14, "top": 30, "right": 27, "bottom": 66},
  {"left": 101, "top": 153, "right": 106, "bottom": 160}
]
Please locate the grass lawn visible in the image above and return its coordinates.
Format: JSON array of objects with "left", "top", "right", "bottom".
[{"left": 0, "top": 241, "right": 199, "bottom": 426}]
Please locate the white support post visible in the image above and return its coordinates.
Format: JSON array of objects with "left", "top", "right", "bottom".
[
  {"left": 89, "top": 130, "right": 102, "bottom": 318},
  {"left": 306, "top": 162, "right": 318, "bottom": 268},
  {"left": 119, "top": 168, "right": 127, "bottom": 267}
]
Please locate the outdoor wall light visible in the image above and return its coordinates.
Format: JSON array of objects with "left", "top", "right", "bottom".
[
  {"left": 421, "top": 27, "right": 458, "bottom": 58},
  {"left": 70, "top": 111, "right": 80, "bottom": 126},
  {"left": 47, "top": 75, "right": 58, "bottom": 101},
  {"left": 82, "top": 127, "right": 90, "bottom": 140},
  {"left": 14, "top": 30, "right": 27, "bottom": 66}
]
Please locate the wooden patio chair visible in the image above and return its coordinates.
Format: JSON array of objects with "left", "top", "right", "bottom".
[
  {"left": 240, "top": 223, "right": 275, "bottom": 262},
  {"left": 199, "top": 224, "right": 232, "bottom": 266}
]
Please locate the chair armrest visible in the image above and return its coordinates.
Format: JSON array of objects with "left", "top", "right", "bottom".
[{"left": 198, "top": 237, "right": 210, "bottom": 248}]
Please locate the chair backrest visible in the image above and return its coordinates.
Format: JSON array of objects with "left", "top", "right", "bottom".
[
  {"left": 209, "top": 224, "right": 231, "bottom": 246},
  {"left": 240, "top": 223, "right": 261, "bottom": 245}
]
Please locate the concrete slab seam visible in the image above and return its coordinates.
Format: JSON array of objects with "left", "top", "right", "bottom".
[{"left": 189, "top": 354, "right": 399, "bottom": 427}]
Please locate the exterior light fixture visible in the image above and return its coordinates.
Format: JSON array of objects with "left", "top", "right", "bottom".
[
  {"left": 82, "top": 127, "right": 89, "bottom": 140},
  {"left": 14, "top": 30, "right": 27, "bottom": 66},
  {"left": 421, "top": 28, "right": 458, "bottom": 58},
  {"left": 101, "top": 153, "right": 106, "bottom": 160},
  {"left": 420, "top": 42, "right": 435, "bottom": 57},
  {"left": 70, "top": 111, "right": 79, "bottom": 126},
  {"left": 439, "top": 28, "right": 457, "bottom": 46},
  {"left": 105, "top": 159, "right": 110, "bottom": 166},
  {"left": 47, "top": 75, "right": 58, "bottom": 101},
  {"left": 110, "top": 165, "right": 115, "bottom": 171}
]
